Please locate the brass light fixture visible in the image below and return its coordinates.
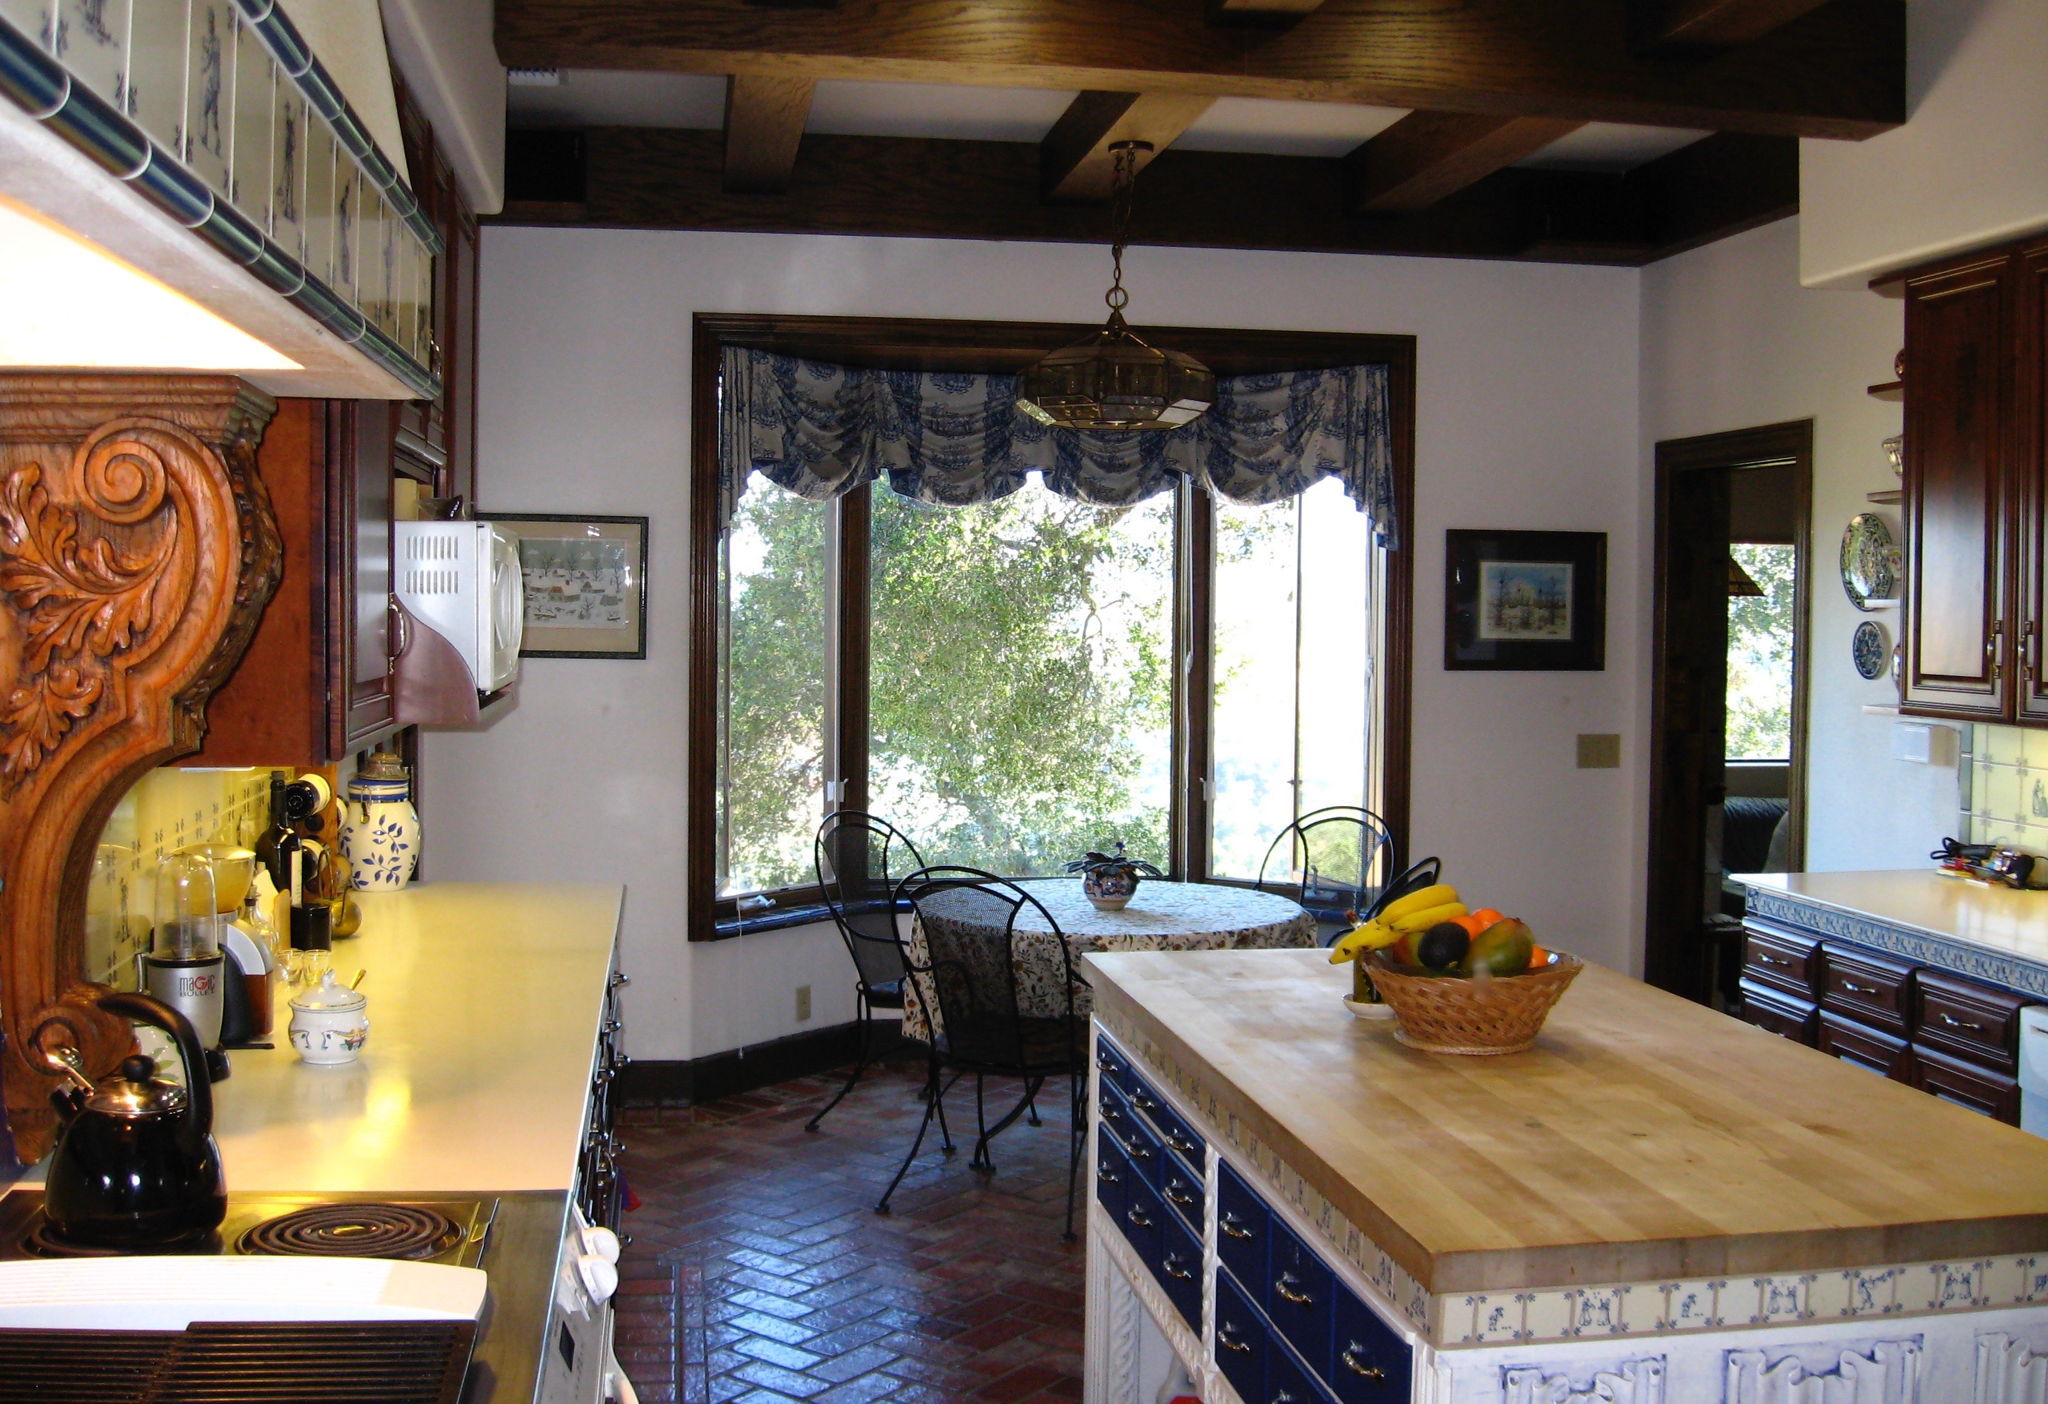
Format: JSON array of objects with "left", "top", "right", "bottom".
[
  {"left": 1017, "top": 142, "right": 1215, "bottom": 431},
  {"left": 1727, "top": 554, "right": 1765, "bottom": 597}
]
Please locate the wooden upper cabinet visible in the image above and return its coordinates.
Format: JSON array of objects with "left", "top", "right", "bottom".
[
  {"left": 2018, "top": 244, "right": 2048, "bottom": 723},
  {"left": 1901, "top": 253, "right": 2011, "bottom": 719},
  {"left": 393, "top": 72, "right": 479, "bottom": 510}
]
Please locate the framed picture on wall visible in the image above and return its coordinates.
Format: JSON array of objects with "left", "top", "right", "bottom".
[
  {"left": 1445, "top": 529, "right": 1606, "bottom": 671},
  {"left": 484, "top": 512, "right": 649, "bottom": 659}
]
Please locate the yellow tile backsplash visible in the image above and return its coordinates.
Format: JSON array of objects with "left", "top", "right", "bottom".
[{"left": 86, "top": 766, "right": 271, "bottom": 990}]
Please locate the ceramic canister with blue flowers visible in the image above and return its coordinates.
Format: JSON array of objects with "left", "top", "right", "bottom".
[{"left": 339, "top": 752, "right": 420, "bottom": 890}]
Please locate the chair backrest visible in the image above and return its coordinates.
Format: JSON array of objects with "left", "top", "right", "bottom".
[
  {"left": 895, "top": 866, "right": 1078, "bottom": 1071},
  {"left": 1255, "top": 806, "right": 1399, "bottom": 923},
  {"left": 815, "top": 810, "right": 928, "bottom": 991}
]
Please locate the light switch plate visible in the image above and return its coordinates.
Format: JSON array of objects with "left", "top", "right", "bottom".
[{"left": 1576, "top": 733, "right": 1621, "bottom": 769}]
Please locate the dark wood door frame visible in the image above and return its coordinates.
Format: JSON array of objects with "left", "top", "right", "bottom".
[
  {"left": 1646, "top": 419, "right": 1812, "bottom": 1002},
  {"left": 687, "top": 313, "right": 1416, "bottom": 940}
]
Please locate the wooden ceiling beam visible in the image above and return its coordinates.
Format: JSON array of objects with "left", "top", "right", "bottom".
[
  {"left": 1638, "top": 0, "right": 1841, "bottom": 49},
  {"left": 722, "top": 73, "right": 815, "bottom": 194},
  {"left": 1039, "top": 92, "right": 1216, "bottom": 202},
  {"left": 1626, "top": 131, "right": 1798, "bottom": 258},
  {"left": 1206, "top": 0, "right": 1327, "bottom": 27},
  {"left": 495, "top": 0, "right": 1904, "bottom": 140},
  {"left": 1346, "top": 113, "right": 1586, "bottom": 213}
]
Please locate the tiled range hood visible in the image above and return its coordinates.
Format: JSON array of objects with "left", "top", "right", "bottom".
[{"left": 0, "top": 0, "right": 437, "bottom": 399}]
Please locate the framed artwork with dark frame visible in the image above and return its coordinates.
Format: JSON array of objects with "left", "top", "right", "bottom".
[
  {"left": 484, "top": 512, "right": 649, "bottom": 659},
  {"left": 1445, "top": 529, "right": 1606, "bottom": 671}
]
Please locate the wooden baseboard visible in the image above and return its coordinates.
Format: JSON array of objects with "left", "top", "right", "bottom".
[{"left": 617, "top": 1020, "right": 919, "bottom": 1106}]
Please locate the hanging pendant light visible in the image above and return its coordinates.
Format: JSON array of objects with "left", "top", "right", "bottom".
[
  {"left": 1726, "top": 554, "right": 1765, "bottom": 597},
  {"left": 1017, "top": 142, "right": 1215, "bottom": 431}
]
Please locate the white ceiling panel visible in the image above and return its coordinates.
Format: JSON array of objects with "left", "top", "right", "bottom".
[
  {"left": 507, "top": 70, "right": 727, "bottom": 129},
  {"left": 1177, "top": 97, "right": 1407, "bottom": 157},
  {"left": 805, "top": 80, "right": 1076, "bottom": 142},
  {"left": 1517, "top": 122, "right": 1712, "bottom": 171}
]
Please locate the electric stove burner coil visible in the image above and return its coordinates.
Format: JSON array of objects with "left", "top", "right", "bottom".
[
  {"left": 239, "top": 1203, "right": 463, "bottom": 1260},
  {"left": 24, "top": 1222, "right": 220, "bottom": 1258}
]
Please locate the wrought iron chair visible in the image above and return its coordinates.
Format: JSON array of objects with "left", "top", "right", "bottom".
[
  {"left": 1254, "top": 806, "right": 1399, "bottom": 945},
  {"left": 877, "top": 866, "right": 1088, "bottom": 1240},
  {"left": 806, "top": 810, "right": 929, "bottom": 1133}
]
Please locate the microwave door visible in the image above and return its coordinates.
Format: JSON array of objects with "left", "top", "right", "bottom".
[{"left": 489, "top": 530, "right": 525, "bottom": 687}]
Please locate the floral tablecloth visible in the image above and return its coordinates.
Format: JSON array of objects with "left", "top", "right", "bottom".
[{"left": 900, "top": 879, "right": 1316, "bottom": 1044}]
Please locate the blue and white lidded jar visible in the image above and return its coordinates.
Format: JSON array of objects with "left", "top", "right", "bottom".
[{"left": 338, "top": 752, "right": 420, "bottom": 890}]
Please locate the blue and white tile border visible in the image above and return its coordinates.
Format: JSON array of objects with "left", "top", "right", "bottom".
[
  {"left": 1097, "top": 1007, "right": 2048, "bottom": 1352},
  {"left": 0, "top": 0, "right": 438, "bottom": 398},
  {"left": 1744, "top": 887, "right": 2048, "bottom": 999}
]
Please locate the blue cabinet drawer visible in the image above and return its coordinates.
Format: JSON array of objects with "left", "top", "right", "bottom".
[
  {"left": 1119, "top": 1162, "right": 1165, "bottom": 1264},
  {"left": 1264, "top": 1329, "right": 1337, "bottom": 1404},
  {"left": 1155, "top": 1192, "right": 1203, "bottom": 1330},
  {"left": 1266, "top": 1216, "right": 1336, "bottom": 1376},
  {"left": 1331, "top": 1281, "right": 1411, "bottom": 1402},
  {"left": 1218, "top": 1159, "right": 1269, "bottom": 1289},
  {"left": 1095, "top": 1125, "right": 1132, "bottom": 1225},
  {"left": 1214, "top": 1269, "right": 1268, "bottom": 1404},
  {"left": 1125, "top": 1074, "right": 1206, "bottom": 1167},
  {"left": 1095, "top": 1037, "right": 1133, "bottom": 1090},
  {"left": 1158, "top": 1152, "right": 1204, "bottom": 1230},
  {"left": 1097, "top": 1079, "right": 1137, "bottom": 1140}
]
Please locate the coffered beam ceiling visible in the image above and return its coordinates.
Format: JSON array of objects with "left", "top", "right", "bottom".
[
  {"left": 722, "top": 74, "right": 815, "bottom": 193},
  {"left": 494, "top": 0, "right": 1894, "bottom": 265}
]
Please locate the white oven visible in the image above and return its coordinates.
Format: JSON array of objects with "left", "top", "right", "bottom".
[{"left": 536, "top": 1200, "right": 636, "bottom": 1404}]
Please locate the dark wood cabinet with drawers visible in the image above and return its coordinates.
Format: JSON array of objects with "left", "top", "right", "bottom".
[{"left": 1738, "top": 917, "right": 2032, "bottom": 1125}]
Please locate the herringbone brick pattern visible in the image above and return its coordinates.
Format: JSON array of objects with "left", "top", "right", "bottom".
[{"left": 613, "top": 1056, "right": 1086, "bottom": 1404}]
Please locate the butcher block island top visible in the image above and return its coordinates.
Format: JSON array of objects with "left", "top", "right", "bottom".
[{"left": 1082, "top": 947, "right": 2048, "bottom": 1298}]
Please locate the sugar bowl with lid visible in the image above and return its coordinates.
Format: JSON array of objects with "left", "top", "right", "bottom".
[{"left": 288, "top": 970, "right": 369, "bottom": 1065}]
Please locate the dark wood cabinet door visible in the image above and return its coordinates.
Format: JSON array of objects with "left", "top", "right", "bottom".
[
  {"left": 1737, "top": 980, "right": 1816, "bottom": 1046},
  {"left": 1816, "top": 1010, "right": 1912, "bottom": 1081},
  {"left": 334, "top": 401, "right": 396, "bottom": 754},
  {"left": 2018, "top": 241, "right": 2048, "bottom": 722},
  {"left": 1902, "top": 253, "right": 2013, "bottom": 719},
  {"left": 1909, "top": 1043, "right": 2021, "bottom": 1124}
]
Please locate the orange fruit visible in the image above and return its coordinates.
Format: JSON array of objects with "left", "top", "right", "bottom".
[
  {"left": 1468, "top": 907, "right": 1505, "bottom": 928},
  {"left": 1452, "top": 911, "right": 1491, "bottom": 938},
  {"left": 1526, "top": 944, "right": 1549, "bottom": 969}
]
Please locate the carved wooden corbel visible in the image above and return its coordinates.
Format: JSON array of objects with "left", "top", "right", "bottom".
[{"left": 0, "top": 373, "right": 282, "bottom": 1163}]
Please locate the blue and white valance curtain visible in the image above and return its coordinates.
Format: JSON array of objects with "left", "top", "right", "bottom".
[{"left": 717, "top": 347, "right": 1398, "bottom": 545}]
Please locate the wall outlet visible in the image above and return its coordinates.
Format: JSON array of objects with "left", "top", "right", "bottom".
[
  {"left": 794, "top": 984, "right": 811, "bottom": 1022},
  {"left": 1576, "top": 733, "right": 1621, "bottom": 769}
]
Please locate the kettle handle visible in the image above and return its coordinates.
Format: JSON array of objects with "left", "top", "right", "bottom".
[{"left": 97, "top": 991, "right": 214, "bottom": 1159}]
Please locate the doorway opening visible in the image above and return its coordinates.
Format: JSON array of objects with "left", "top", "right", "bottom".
[{"left": 1646, "top": 421, "right": 1812, "bottom": 1008}]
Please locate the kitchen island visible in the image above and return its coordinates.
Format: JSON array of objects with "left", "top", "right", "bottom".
[
  {"left": 5, "top": 881, "right": 626, "bottom": 1404},
  {"left": 1081, "top": 946, "right": 2048, "bottom": 1403}
]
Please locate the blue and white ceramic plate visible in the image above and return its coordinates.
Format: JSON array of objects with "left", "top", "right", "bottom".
[
  {"left": 1853, "top": 619, "right": 1888, "bottom": 680},
  {"left": 1840, "top": 513, "right": 1897, "bottom": 610}
]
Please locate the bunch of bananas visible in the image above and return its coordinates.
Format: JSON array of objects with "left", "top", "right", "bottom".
[{"left": 1327, "top": 884, "right": 1465, "bottom": 964}]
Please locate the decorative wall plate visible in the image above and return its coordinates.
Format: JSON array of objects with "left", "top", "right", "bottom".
[
  {"left": 1840, "top": 514, "right": 1897, "bottom": 610},
  {"left": 1853, "top": 620, "right": 1888, "bottom": 680}
]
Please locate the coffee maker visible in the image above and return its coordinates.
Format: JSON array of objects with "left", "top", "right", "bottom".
[{"left": 139, "top": 852, "right": 226, "bottom": 1061}]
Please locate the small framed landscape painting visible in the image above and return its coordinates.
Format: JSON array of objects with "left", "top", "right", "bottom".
[
  {"left": 1445, "top": 528, "right": 1606, "bottom": 671},
  {"left": 486, "top": 512, "right": 649, "bottom": 660}
]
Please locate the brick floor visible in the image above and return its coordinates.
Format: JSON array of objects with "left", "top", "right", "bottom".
[{"left": 612, "top": 1056, "right": 1086, "bottom": 1404}]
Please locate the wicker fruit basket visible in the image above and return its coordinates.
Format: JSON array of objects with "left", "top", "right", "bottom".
[{"left": 1362, "top": 951, "right": 1583, "bottom": 1055}]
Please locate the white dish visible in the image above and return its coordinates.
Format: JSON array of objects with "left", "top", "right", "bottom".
[{"left": 1343, "top": 996, "right": 1396, "bottom": 1019}]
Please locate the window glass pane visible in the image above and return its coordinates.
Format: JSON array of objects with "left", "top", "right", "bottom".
[
  {"left": 1211, "top": 477, "right": 1374, "bottom": 883},
  {"left": 868, "top": 485, "right": 1173, "bottom": 876},
  {"left": 1726, "top": 542, "right": 1796, "bottom": 762},
  {"left": 720, "top": 483, "right": 830, "bottom": 896}
]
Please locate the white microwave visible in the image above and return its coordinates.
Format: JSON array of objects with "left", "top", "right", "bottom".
[{"left": 393, "top": 521, "right": 525, "bottom": 693}]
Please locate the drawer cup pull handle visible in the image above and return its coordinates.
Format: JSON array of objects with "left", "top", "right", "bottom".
[
  {"left": 1220, "top": 1215, "right": 1255, "bottom": 1240},
  {"left": 1274, "top": 1274, "right": 1314, "bottom": 1306},
  {"left": 1164, "top": 1256, "right": 1194, "bottom": 1281},
  {"left": 1167, "top": 1132, "right": 1198, "bottom": 1154},
  {"left": 1165, "top": 1184, "right": 1197, "bottom": 1207},
  {"left": 1756, "top": 952, "right": 1787, "bottom": 966},
  {"left": 1218, "top": 1329, "right": 1252, "bottom": 1354},
  {"left": 1132, "top": 1092, "right": 1158, "bottom": 1111},
  {"left": 1840, "top": 979, "right": 1875, "bottom": 994},
  {"left": 1341, "top": 1347, "right": 1387, "bottom": 1381},
  {"left": 1939, "top": 1013, "right": 1986, "bottom": 1031},
  {"left": 1125, "top": 1206, "right": 1153, "bottom": 1229},
  {"left": 1097, "top": 1165, "right": 1120, "bottom": 1185}
]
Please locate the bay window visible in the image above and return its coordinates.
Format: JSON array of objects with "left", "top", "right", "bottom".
[{"left": 690, "top": 316, "right": 1414, "bottom": 936}]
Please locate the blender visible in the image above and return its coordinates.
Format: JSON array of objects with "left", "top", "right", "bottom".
[{"left": 139, "top": 852, "right": 226, "bottom": 1056}]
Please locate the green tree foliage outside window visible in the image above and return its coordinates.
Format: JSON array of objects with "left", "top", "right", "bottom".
[{"left": 1726, "top": 543, "right": 1796, "bottom": 762}]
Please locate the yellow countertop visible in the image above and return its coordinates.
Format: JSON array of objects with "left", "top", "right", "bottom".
[
  {"left": 202, "top": 882, "right": 621, "bottom": 1194},
  {"left": 1083, "top": 946, "right": 2048, "bottom": 1295},
  {"left": 1741, "top": 870, "right": 2048, "bottom": 964}
]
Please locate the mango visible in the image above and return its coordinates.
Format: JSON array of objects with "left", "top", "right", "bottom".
[{"left": 1465, "top": 918, "right": 1535, "bottom": 978}]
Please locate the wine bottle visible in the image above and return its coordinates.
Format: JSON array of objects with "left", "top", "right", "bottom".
[{"left": 255, "top": 772, "right": 303, "bottom": 891}]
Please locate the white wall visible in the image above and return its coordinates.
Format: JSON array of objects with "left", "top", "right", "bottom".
[
  {"left": 420, "top": 227, "right": 1644, "bottom": 1062},
  {"left": 1640, "top": 217, "right": 1964, "bottom": 869},
  {"left": 1801, "top": 0, "right": 2048, "bottom": 288}
]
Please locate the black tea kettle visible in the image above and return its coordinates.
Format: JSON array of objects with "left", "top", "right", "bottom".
[{"left": 42, "top": 991, "right": 226, "bottom": 1248}]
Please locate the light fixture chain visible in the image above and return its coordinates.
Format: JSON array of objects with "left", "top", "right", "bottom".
[{"left": 1105, "top": 140, "right": 1146, "bottom": 316}]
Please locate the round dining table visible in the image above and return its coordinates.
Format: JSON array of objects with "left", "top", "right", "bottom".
[{"left": 900, "top": 878, "right": 1317, "bottom": 1044}]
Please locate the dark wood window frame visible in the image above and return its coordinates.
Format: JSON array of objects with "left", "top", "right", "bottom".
[{"left": 687, "top": 313, "right": 1416, "bottom": 940}]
